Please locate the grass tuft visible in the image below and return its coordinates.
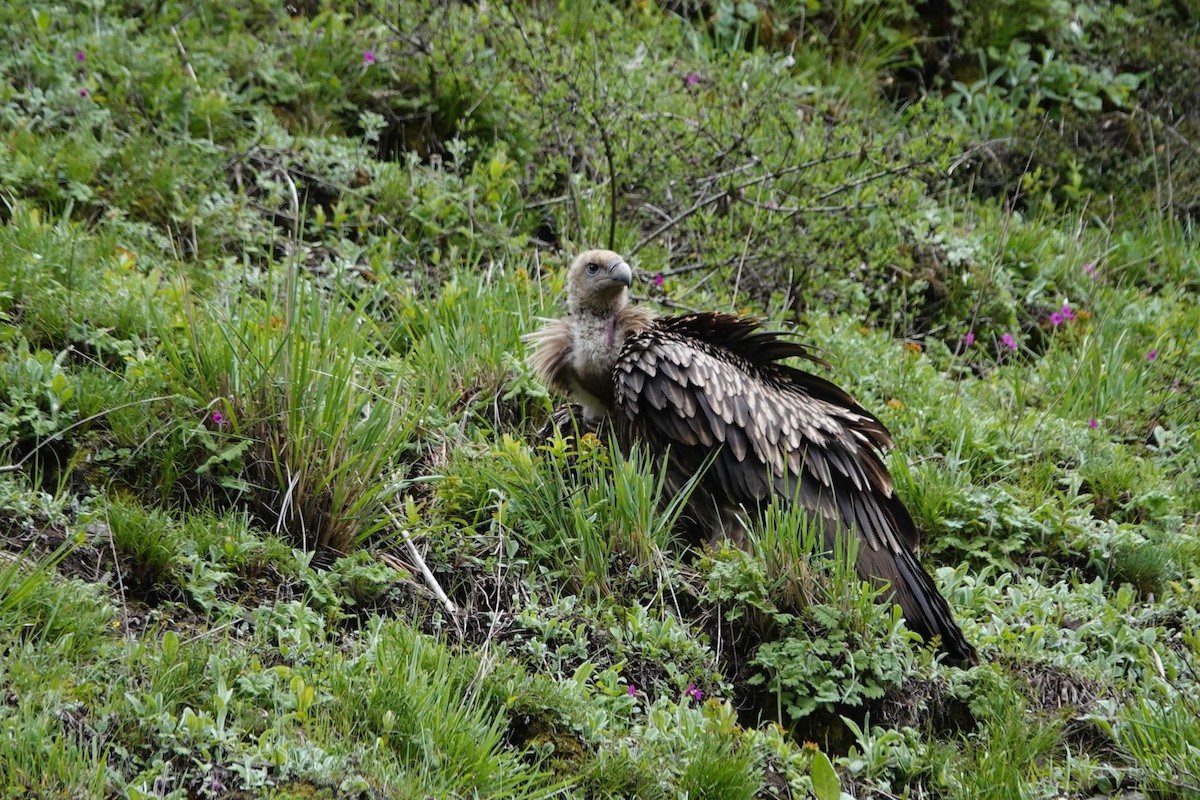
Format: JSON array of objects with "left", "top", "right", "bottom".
[{"left": 153, "top": 265, "right": 421, "bottom": 557}]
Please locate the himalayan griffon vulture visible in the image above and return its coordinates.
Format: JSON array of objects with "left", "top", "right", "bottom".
[{"left": 527, "top": 249, "right": 977, "bottom": 664}]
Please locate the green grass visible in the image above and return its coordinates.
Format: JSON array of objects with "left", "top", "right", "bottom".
[{"left": 0, "top": 0, "right": 1198, "bottom": 796}]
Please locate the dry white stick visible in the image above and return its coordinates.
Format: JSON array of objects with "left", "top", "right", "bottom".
[
  {"left": 385, "top": 508, "right": 458, "bottom": 615},
  {"left": 171, "top": 25, "right": 199, "bottom": 85}
]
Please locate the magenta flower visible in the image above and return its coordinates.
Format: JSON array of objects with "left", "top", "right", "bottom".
[
  {"left": 1061, "top": 304, "right": 1075, "bottom": 321},
  {"left": 211, "top": 411, "right": 227, "bottom": 426},
  {"left": 627, "top": 683, "right": 637, "bottom": 697},
  {"left": 685, "top": 683, "right": 703, "bottom": 702},
  {"left": 1087, "top": 418, "right": 1099, "bottom": 429},
  {"left": 685, "top": 72, "right": 699, "bottom": 86},
  {"left": 1049, "top": 312, "right": 1064, "bottom": 326},
  {"left": 1084, "top": 262, "right": 1096, "bottom": 277},
  {"left": 961, "top": 331, "right": 975, "bottom": 348},
  {"left": 363, "top": 50, "right": 376, "bottom": 64},
  {"left": 1172, "top": 378, "right": 1182, "bottom": 392},
  {"left": 765, "top": 199, "right": 780, "bottom": 210},
  {"left": 76, "top": 50, "right": 86, "bottom": 62},
  {"left": 1000, "top": 333, "right": 1018, "bottom": 351},
  {"left": 79, "top": 88, "right": 89, "bottom": 97},
  {"left": 1147, "top": 350, "right": 1157, "bottom": 361},
  {"left": 653, "top": 273, "right": 665, "bottom": 287}
]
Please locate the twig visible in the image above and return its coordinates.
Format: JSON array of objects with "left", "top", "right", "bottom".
[
  {"left": 385, "top": 508, "right": 458, "bottom": 615},
  {"left": 636, "top": 294, "right": 706, "bottom": 314},
  {"left": 630, "top": 188, "right": 724, "bottom": 256},
  {"left": 730, "top": 180, "right": 765, "bottom": 311},
  {"left": 584, "top": 38, "right": 620, "bottom": 250},
  {"left": 103, "top": 519, "right": 131, "bottom": 644},
  {"left": 276, "top": 166, "right": 300, "bottom": 238},
  {"left": 630, "top": 150, "right": 865, "bottom": 255},
  {"left": 362, "top": 1, "right": 434, "bottom": 54},
  {"left": 170, "top": 26, "right": 199, "bottom": 85},
  {"left": 675, "top": 267, "right": 721, "bottom": 302},
  {"left": 636, "top": 200, "right": 674, "bottom": 226},
  {"left": 0, "top": 393, "right": 183, "bottom": 475},
  {"left": 658, "top": 260, "right": 708, "bottom": 277},
  {"left": 813, "top": 159, "right": 932, "bottom": 202},
  {"left": 171, "top": 24, "right": 210, "bottom": 140},
  {"left": 794, "top": 202, "right": 880, "bottom": 214},
  {"left": 525, "top": 180, "right": 610, "bottom": 209}
]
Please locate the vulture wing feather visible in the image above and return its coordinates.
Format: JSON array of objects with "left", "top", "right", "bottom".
[{"left": 612, "top": 313, "right": 975, "bottom": 663}]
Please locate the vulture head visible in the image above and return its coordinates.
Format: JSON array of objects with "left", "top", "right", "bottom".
[{"left": 567, "top": 249, "right": 633, "bottom": 316}]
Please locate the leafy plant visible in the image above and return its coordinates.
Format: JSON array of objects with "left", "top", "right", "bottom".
[
  {"left": 0, "top": 341, "right": 77, "bottom": 453},
  {"left": 704, "top": 513, "right": 926, "bottom": 723}
]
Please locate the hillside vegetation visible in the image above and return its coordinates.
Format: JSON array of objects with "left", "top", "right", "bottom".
[{"left": 1, "top": 1, "right": 1198, "bottom": 797}]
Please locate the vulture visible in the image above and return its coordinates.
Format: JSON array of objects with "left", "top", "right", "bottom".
[{"left": 526, "top": 249, "right": 977, "bottom": 664}]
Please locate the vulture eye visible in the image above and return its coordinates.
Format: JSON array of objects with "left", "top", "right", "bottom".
[{"left": 586, "top": 263, "right": 600, "bottom": 275}]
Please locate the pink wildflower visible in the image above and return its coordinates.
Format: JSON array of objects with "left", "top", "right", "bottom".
[
  {"left": 627, "top": 684, "right": 637, "bottom": 697},
  {"left": 211, "top": 411, "right": 226, "bottom": 426},
  {"left": 1061, "top": 304, "right": 1075, "bottom": 321},
  {"left": 653, "top": 273, "right": 665, "bottom": 287},
  {"left": 79, "top": 88, "right": 89, "bottom": 97},
  {"left": 1087, "top": 418, "right": 1098, "bottom": 429},
  {"left": 1147, "top": 350, "right": 1157, "bottom": 361},
  {"left": 1049, "top": 312, "right": 1064, "bottom": 326},
  {"left": 685, "top": 72, "right": 699, "bottom": 86},
  {"left": 961, "top": 331, "right": 975, "bottom": 348},
  {"left": 1084, "top": 262, "right": 1097, "bottom": 277},
  {"left": 76, "top": 50, "right": 86, "bottom": 62},
  {"left": 685, "top": 683, "right": 703, "bottom": 702},
  {"left": 363, "top": 50, "right": 376, "bottom": 64},
  {"left": 1001, "top": 333, "right": 1018, "bottom": 351}
]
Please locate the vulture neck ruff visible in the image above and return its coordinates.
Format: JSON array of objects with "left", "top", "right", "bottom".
[{"left": 569, "top": 303, "right": 649, "bottom": 421}]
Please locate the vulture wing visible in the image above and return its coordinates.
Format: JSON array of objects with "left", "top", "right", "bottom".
[{"left": 613, "top": 313, "right": 976, "bottom": 663}]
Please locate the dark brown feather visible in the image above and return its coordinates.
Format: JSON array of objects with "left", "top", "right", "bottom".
[{"left": 611, "top": 312, "right": 977, "bottom": 664}]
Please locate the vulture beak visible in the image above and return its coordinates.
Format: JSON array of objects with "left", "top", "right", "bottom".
[{"left": 609, "top": 259, "right": 633, "bottom": 287}]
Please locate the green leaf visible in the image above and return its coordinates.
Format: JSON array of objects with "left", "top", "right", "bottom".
[
  {"left": 811, "top": 750, "right": 840, "bottom": 800},
  {"left": 1070, "top": 90, "right": 1102, "bottom": 112},
  {"left": 32, "top": 8, "right": 52, "bottom": 33}
]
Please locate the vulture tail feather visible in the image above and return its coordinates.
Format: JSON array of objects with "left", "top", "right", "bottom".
[{"left": 887, "top": 546, "right": 978, "bottom": 665}]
